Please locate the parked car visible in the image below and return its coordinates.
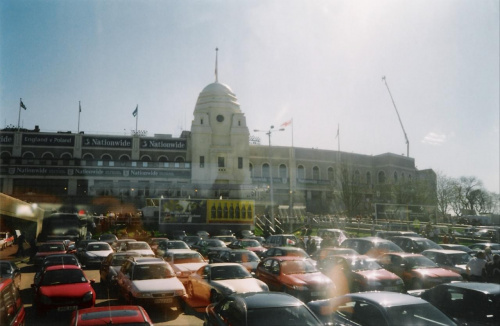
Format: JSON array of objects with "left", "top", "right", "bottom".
[
  {"left": 204, "top": 292, "right": 323, "bottom": 326},
  {"left": 317, "top": 254, "right": 405, "bottom": 294},
  {"left": 307, "top": 291, "right": 457, "bottom": 326},
  {"left": 111, "top": 238, "right": 137, "bottom": 251},
  {"left": 79, "top": 241, "right": 114, "bottom": 268},
  {"left": 0, "top": 231, "right": 15, "bottom": 250},
  {"left": 186, "top": 263, "right": 269, "bottom": 305},
  {"left": 98, "top": 233, "right": 118, "bottom": 245},
  {"left": 211, "top": 235, "right": 237, "bottom": 245},
  {"left": 155, "top": 240, "right": 190, "bottom": 257},
  {"left": 235, "top": 229, "right": 254, "bottom": 239},
  {"left": 375, "top": 230, "right": 420, "bottom": 239},
  {"left": 148, "top": 237, "right": 168, "bottom": 255},
  {"left": 122, "top": 241, "right": 155, "bottom": 257},
  {"left": 211, "top": 249, "right": 261, "bottom": 274},
  {"left": 255, "top": 256, "right": 335, "bottom": 302},
  {"left": 264, "top": 234, "right": 300, "bottom": 248},
  {"left": 340, "top": 237, "right": 404, "bottom": 258},
  {"left": 99, "top": 252, "right": 142, "bottom": 288},
  {"left": 33, "top": 241, "right": 69, "bottom": 268},
  {"left": 181, "top": 235, "right": 201, "bottom": 248},
  {"left": 377, "top": 252, "right": 463, "bottom": 290},
  {"left": 416, "top": 282, "right": 500, "bottom": 326},
  {"left": 421, "top": 249, "right": 472, "bottom": 279},
  {"left": 316, "top": 228, "right": 349, "bottom": 246},
  {"left": 439, "top": 244, "right": 474, "bottom": 255},
  {"left": 168, "top": 230, "right": 187, "bottom": 240},
  {"left": 261, "top": 246, "right": 315, "bottom": 265},
  {"left": 469, "top": 242, "right": 500, "bottom": 252},
  {"left": 70, "top": 305, "right": 153, "bottom": 326},
  {"left": 116, "top": 257, "right": 186, "bottom": 308},
  {"left": 34, "top": 254, "right": 82, "bottom": 287},
  {"left": 388, "top": 236, "right": 442, "bottom": 253},
  {"left": 310, "top": 247, "right": 358, "bottom": 261},
  {"left": 228, "top": 238, "right": 267, "bottom": 256},
  {"left": 0, "top": 277, "right": 25, "bottom": 326},
  {"left": 161, "top": 249, "right": 207, "bottom": 284},
  {"left": 191, "top": 238, "right": 227, "bottom": 257},
  {"left": 0, "top": 260, "right": 21, "bottom": 289},
  {"left": 196, "top": 230, "right": 210, "bottom": 239},
  {"left": 32, "top": 265, "right": 96, "bottom": 315}
]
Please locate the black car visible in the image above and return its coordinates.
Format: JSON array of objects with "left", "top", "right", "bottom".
[
  {"left": 204, "top": 292, "right": 323, "bottom": 326},
  {"left": 191, "top": 239, "right": 227, "bottom": 257},
  {"left": 0, "top": 260, "right": 21, "bottom": 289},
  {"left": 417, "top": 282, "right": 500, "bottom": 326},
  {"left": 388, "top": 236, "right": 442, "bottom": 253}
]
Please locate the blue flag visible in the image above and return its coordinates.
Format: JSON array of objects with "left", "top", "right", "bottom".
[{"left": 132, "top": 105, "right": 138, "bottom": 117}]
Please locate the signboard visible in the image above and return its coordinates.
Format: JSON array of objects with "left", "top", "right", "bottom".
[
  {"left": 159, "top": 198, "right": 254, "bottom": 224},
  {"left": 0, "top": 133, "right": 14, "bottom": 145},
  {"left": 82, "top": 136, "right": 132, "bottom": 148},
  {"left": 140, "top": 139, "right": 187, "bottom": 150},
  {"left": 22, "top": 134, "right": 75, "bottom": 146}
]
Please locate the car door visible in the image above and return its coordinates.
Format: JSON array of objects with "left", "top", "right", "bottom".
[
  {"left": 100, "top": 254, "right": 112, "bottom": 282},
  {"left": 192, "top": 265, "right": 211, "bottom": 302},
  {"left": 117, "top": 261, "right": 133, "bottom": 298}
]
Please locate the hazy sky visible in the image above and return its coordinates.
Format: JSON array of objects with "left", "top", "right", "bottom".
[{"left": 1, "top": 0, "right": 499, "bottom": 193}]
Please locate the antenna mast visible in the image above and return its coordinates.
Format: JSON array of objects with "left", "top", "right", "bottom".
[{"left": 382, "top": 76, "right": 409, "bottom": 157}]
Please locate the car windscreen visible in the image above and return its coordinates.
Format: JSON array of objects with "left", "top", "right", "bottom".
[
  {"left": 41, "top": 269, "right": 87, "bottom": 285},
  {"left": 87, "top": 243, "right": 111, "bottom": 251},
  {"left": 229, "top": 252, "right": 260, "bottom": 263},
  {"left": 281, "top": 260, "right": 318, "bottom": 274},
  {"left": 448, "top": 253, "right": 471, "bottom": 265},
  {"left": 405, "top": 256, "right": 438, "bottom": 269},
  {"left": 348, "top": 258, "right": 382, "bottom": 271},
  {"left": 133, "top": 264, "right": 173, "bottom": 280},
  {"left": 39, "top": 244, "right": 65, "bottom": 252},
  {"left": 173, "top": 252, "right": 204, "bottom": 263},
  {"left": 385, "top": 303, "right": 456, "bottom": 326},
  {"left": 247, "top": 306, "right": 322, "bottom": 326},
  {"left": 127, "top": 242, "right": 150, "bottom": 250}
]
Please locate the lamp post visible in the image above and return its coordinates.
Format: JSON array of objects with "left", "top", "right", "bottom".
[{"left": 254, "top": 125, "right": 284, "bottom": 231}]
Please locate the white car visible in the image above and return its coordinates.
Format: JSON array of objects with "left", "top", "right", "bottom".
[
  {"left": 80, "top": 241, "right": 114, "bottom": 267},
  {"left": 116, "top": 257, "right": 186, "bottom": 308},
  {"left": 162, "top": 249, "right": 208, "bottom": 284},
  {"left": 123, "top": 241, "right": 155, "bottom": 257},
  {"left": 186, "top": 263, "right": 269, "bottom": 305}
]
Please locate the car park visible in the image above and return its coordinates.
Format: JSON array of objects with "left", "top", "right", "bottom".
[
  {"left": 421, "top": 249, "right": 472, "bottom": 279},
  {"left": 186, "top": 263, "right": 269, "bottom": 305},
  {"left": 377, "top": 252, "right": 463, "bottom": 290},
  {"left": 162, "top": 249, "right": 207, "bottom": 284},
  {"left": 32, "top": 264, "right": 96, "bottom": 315},
  {"left": 263, "top": 234, "right": 300, "bottom": 248},
  {"left": 33, "top": 241, "right": 68, "bottom": 268},
  {"left": 70, "top": 305, "right": 153, "bottom": 326},
  {"left": 122, "top": 241, "right": 155, "bottom": 256},
  {"left": 0, "top": 260, "right": 21, "bottom": 289},
  {"left": 191, "top": 238, "right": 228, "bottom": 257},
  {"left": 204, "top": 292, "right": 323, "bottom": 326},
  {"left": 317, "top": 254, "right": 405, "bottom": 294},
  {"left": 99, "top": 251, "right": 142, "bottom": 288},
  {"left": 388, "top": 236, "right": 442, "bottom": 253},
  {"left": 79, "top": 241, "right": 114, "bottom": 268},
  {"left": 211, "top": 249, "right": 261, "bottom": 274},
  {"left": 307, "top": 291, "right": 457, "bottom": 326},
  {"left": 116, "top": 257, "right": 186, "bottom": 308},
  {"left": 0, "top": 277, "right": 25, "bottom": 326},
  {"left": 255, "top": 256, "right": 335, "bottom": 302},
  {"left": 155, "top": 240, "right": 190, "bottom": 257},
  {"left": 416, "top": 282, "right": 500, "bottom": 326},
  {"left": 228, "top": 238, "right": 266, "bottom": 256},
  {"left": 340, "top": 237, "right": 404, "bottom": 258}
]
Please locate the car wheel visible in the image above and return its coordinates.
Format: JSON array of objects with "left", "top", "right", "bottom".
[
  {"left": 186, "top": 282, "right": 195, "bottom": 298},
  {"left": 411, "top": 278, "right": 423, "bottom": 290},
  {"left": 209, "top": 290, "right": 219, "bottom": 303}
]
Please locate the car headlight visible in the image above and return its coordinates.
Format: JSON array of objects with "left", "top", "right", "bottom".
[
  {"left": 174, "top": 289, "right": 186, "bottom": 296},
  {"left": 40, "top": 294, "right": 51, "bottom": 305},
  {"left": 82, "top": 291, "right": 94, "bottom": 302},
  {"left": 135, "top": 292, "right": 152, "bottom": 298}
]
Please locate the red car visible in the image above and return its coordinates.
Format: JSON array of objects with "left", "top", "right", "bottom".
[
  {"left": 70, "top": 305, "right": 153, "bottom": 325},
  {"left": 33, "top": 241, "right": 68, "bottom": 268},
  {"left": 377, "top": 252, "right": 463, "bottom": 290},
  {"left": 0, "top": 278, "right": 25, "bottom": 326},
  {"left": 256, "top": 256, "right": 335, "bottom": 302},
  {"left": 32, "top": 264, "right": 96, "bottom": 314}
]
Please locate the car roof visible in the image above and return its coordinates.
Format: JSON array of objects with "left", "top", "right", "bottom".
[
  {"left": 132, "top": 257, "right": 165, "bottom": 264},
  {"left": 74, "top": 305, "right": 150, "bottom": 324},
  {"left": 345, "top": 237, "right": 394, "bottom": 243},
  {"left": 45, "top": 264, "right": 81, "bottom": 271},
  {"left": 230, "top": 292, "right": 304, "bottom": 308},
  {"left": 422, "top": 249, "right": 468, "bottom": 254},
  {"left": 346, "top": 291, "right": 429, "bottom": 307},
  {"left": 264, "top": 256, "right": 307, "bottom": 262},
  {"left": 436, "top": 282, "right": 500, "bottom": 294},
  {"left": 389, "top": 236, "right": 431, "bottom": 240},
  {"left": 380, "top": 252, "right": 422, "bottom": 258}
]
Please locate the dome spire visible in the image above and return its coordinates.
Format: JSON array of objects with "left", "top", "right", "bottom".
[{"left": 215, "top": 47, "right": 219, "bottom": 82}]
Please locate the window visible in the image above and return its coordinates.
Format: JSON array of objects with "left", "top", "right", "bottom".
[
  {"left": 328, "top": 167, "right": 334, "bottom": 181},
  {"left": 354, "top": 170, "right": 360, "bottom": 183},
  {"left": 218, "top": 157, "right": 225, "bottom": 168},
  {"left": 313, "top": 166, "right": 319, "bottom": 180},
  {"left": 366, "top": 172, "right": 372, "bottom": 185},
  {"left": 262, "top": 163, "right": 270, "bottom": 178},
  {"left": 297, "top": 165, "right": 305, "bottom": 179},
  {"left": 238, "top": 157, "right": 243, "bottom": 169},
  {"left": 279, "top": 164, "right": 287, "bottom": 178},
  {"left": 200, "top": 156, "right": 205, "bottom": 168},
  {"left": 394, "top": 172, "right": 398, "bottom": 183},
  {"left": 201, "top": 118, "right": 204, "bottom": 125},
  {"left": 378, "top": 171, "right": 386, "bottom": 184},
  {"left": 249, "top": 163, "right": 254, "bottom": 177}
]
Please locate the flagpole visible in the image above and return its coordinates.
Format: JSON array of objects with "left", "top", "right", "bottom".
[
  {"left": 18, "top": 98, "right": 22, "bottom": 131},
  {"left": 77, "top": 101, "right": 81, "bottom": 133},
  {"left": 135, "top": 105, "right": 138, "bottom": 133}
]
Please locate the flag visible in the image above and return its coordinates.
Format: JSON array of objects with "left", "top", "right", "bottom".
[
  {"left": 132, "top": 105, "right": 138, "bottom": 117},
  {"left": 79, "top": 102, "right": 81, "bottom": 113},
  {"left": 281, "top": 119, "right": 292, "bottom": 127},
  {"left": 20, "top": 100, "right": 27, "bottom": 110}
]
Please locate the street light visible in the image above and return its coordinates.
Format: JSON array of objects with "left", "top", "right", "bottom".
[{"left": 254, "top": 125, "right": 284, "bottom": 231}]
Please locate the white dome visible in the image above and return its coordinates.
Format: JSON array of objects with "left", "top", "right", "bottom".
[{"left": 194, "top": 82, "right": 240, "bottom": 113}]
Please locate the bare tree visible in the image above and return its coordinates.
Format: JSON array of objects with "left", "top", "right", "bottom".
[{"left": 436, "top": 172, "right": 454, "bottom": 218}]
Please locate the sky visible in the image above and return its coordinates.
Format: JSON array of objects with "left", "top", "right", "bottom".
[{"left": 1, "top": 0, "right": 499, "bottom": 193}]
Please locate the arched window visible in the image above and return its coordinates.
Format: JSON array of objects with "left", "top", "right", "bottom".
[
  {"left": 22, "top": 152, "right": 35, "bottom": 158},
  {"left": 159, "top": 156, "right": 169, "bottom": 162},
  {"left": 408, "top": 174, "right": 412, "bottom": 182},
  {"left": 82, "top": 153, "right": 94, "bottom": 160},
  {"left": 60, "top": 152, "right": 72, "bottom": 159},
  {"left": 141, "top": 155, "right": 152, "bottom": 161},
  {"left": 119, "top": 155, "right": 130, "bottom": 161},
  {"left": 279, "top": 164, "right": 287, "bottom": 178},
  {"left": 378, "top": 171, "right": 386, "bottom": 184},
  {"left": 42, "top": 152, "right": 54, "bottom": 158},
  {"left": 401, "top": 173, "right": 405, "bottom": 182},
  {"left": 249, "top": 163, "right": 254, "bottom": 177},
  {"left": 175, "top": 157, "right": 185, "bottom": 162},
  {"left": 101, "top": 154, "right": 113, "bottom": 161},
  {"left": 313, "top": 166, "right": 320, "bottom": 180},
  {"left": 297, "top": 165, "right": 305, "bottom": 179},
  {"left": 0, "top": 151, "right": 11, "bottom": 159},
  {"left": 328, "top": 167, "right": 334, "bottom": 181},
  {"left": 393, "top": 171, "right": 398, "bottom": 183},
  {"left": 354, "top": 170, "right": 360, "bottom": 184},
  {"left": 366, "top": 172, "right": 372, "bottom": 185},
  {"left": 262, "top": 163, "right": 270, "bottom": 178}
]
